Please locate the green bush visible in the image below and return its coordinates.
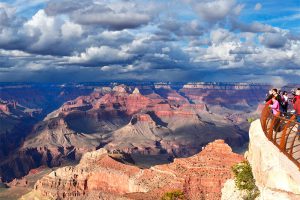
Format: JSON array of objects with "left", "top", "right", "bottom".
[
  {"left": 161, "top": 190, "right": 185, "bottom": 200},
  {"left": 232, "top": 161, "right": 260, "bottom": 200},
  {"left": 247, "top": 117, "right": 255, "bottom": 123}
]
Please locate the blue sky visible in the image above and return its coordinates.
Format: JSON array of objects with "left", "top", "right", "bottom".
[{"left": 0, "top": 0, "right": 299, "bottom": 84}]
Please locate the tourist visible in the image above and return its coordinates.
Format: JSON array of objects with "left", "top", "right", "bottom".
[
  {"left": 292, "top": 88, "right": 300, "bottom": 139},
  {"left": 269, "top": 95, "right": 279, "bottom": 115},
  {"left": 293, "top": 88, "right": 300, "bottom": 122},
  {"left": 281, "top": 91, "right": 289, "bottom": 113},
  {"left": 265, "top": 88, "right": 277, "bottom": 105}
]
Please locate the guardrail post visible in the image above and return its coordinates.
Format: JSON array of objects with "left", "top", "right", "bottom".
[
  {"left": 260, "top": 105, "right": 270, "bottom": 133},
  {"left": 267, "top": 112, "right": 280, "bottom": 140},
  {"left": 279, "top": 115, "right": 296, "bottom": 151}
]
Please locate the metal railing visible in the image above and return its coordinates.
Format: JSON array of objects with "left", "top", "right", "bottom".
[{"left": 260, "top": 105, "right": 300, "bottom": 169}]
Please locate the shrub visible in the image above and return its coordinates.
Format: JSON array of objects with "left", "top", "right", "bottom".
[
  {"left": 161, "top": 190, "right": 185, "bottom": 200},
  {"left": 247, "top": 117, "right": 255, "bottom": 123},
  {"left": 232, "top": 161, "right": 260, "bottom": 200}
]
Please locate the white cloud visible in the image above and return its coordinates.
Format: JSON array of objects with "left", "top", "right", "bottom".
[
  {"left": 254, "top": 3, "right": 262, "bottom": 11},
  {"left": 0, "top": 49, "right": 31, "bottom": 57},
  {"left": 192, "top": 0, "right": 242, "bottom": 23},
  {"left": 23, "top": 10, "right": 62, "bottom": 50},
  {"left": 69, "top": 46, "right": 132, "bottom": 64},
  {"left": 210, "top": 28, "right": 235, "bottom": 44},
  {"left": 61, "top": 21, "right": 83, "bottom": 39}
]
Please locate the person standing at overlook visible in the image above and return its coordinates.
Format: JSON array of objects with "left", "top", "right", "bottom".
[
  {"left": 293, "top": 88, "right": 300, "bottom": 123},
  {"left": 281, "top": 91, "right": 289, "bottom": 113},
  {"left": 265, "top": 88, "right": 278, "bottom": 105},
  {"left": 292, "top": 89, "right": 300, "bottom": 141},
  {"left": 269, "top": 95, "right": 279, "bottom": 115}
]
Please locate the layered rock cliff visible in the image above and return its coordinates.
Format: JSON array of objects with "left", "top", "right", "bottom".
[
  {"left": 1, "top": 84, "right": 252, "bottom": 182},
  {"left": 0, "top": 82, "right": 268, "bottom": 183},
  {"left": 22, "top": 140, "right": 244, "bottom": 200}
]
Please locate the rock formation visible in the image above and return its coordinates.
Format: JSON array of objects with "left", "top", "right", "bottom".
[
  {"left": 221, "top": 120, "right": 300, "bottom": 200},
  {"left": 7, "top": 178, "right": 28, "bottom": 187},
  {"left": 22, "top": 140, "right": 244, "bottom": 200},
  {"left": 0, "top": 82, "right": 266, "bottom": 182}
]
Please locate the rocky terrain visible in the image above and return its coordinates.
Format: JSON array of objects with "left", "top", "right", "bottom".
[
  {"left": 0, "top": 82, "right": 269, "bottom": 183},
  {"left": 222, "top": 119, "right": 300, "bottom": 200},
  {"left": 22, "top": 140, "right": 244, "bottom": 200},
  {"left": 0, "top": 100, "right": 41, "bottom": 162},
  {"left": 0, "top": 83, "right": 94, "bottom": 115}
]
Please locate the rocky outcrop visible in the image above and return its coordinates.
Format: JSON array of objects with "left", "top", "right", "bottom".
[
  {"left": 7, "top": 178, "right": 28, "bottom": 187},
  {"left": 180, "top": 83, "right": 268, "bottom": 109},
  {"left": 247, "top": 120, "right": 300, "bottom": 197},
  {"left": 23, "top": 140, "right": 244, "bottom": 200},
  {"left": 222, "top": 119, "right": 300, "bottom": 200}
]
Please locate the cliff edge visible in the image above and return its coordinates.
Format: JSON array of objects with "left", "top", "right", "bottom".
[{"left": 222, "top": 119, "right": 300, "bottom": 200}]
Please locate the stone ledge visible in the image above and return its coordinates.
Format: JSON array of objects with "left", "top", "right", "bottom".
[{"left": 246, "top": 119, "right": 300, "bottom": 194}]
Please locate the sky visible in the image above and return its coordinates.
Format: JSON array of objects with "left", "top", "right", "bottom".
[{"left": 0, "top": 0, "right": 299, "bottom": 84}]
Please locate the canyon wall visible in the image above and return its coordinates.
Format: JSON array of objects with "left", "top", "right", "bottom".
[{"left": 22, "top": 140, "right": 244, "bottom": 200}]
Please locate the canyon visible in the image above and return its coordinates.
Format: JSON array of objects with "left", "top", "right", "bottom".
[
  {"left": 22, "top": 140, "right": 244, "bottom": 200},
  {"left": 0, "top": 82, "right": 269, "bottom": 199}
]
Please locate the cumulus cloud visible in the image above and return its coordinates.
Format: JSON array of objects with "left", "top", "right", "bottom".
[
  {"left": 190, "top": 0, "right": 243, "bottom": 23},
  {"left": 259, "top": 33, "right": 287, "bottom": 48},
  {"left": 0, "top": 0, "right": 299, "bottom": 83},
  {"left": 46, "top": 0, "right": 155, "bottom": 30},
  {"left": 210, "top": 28, "right": 236, "bottom": 44},
  {"left": 68, "top": 46, "right": 133, "bottom": 66}
]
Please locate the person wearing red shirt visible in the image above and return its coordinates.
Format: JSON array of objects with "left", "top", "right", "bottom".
[
  {"left": 293, "top": 89, "right": 300, "bottom": 121},
  {"left": 293, "top": 88, "right": 300, "bottom": 139}
]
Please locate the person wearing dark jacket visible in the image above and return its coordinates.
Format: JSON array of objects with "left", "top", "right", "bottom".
[
  {"left": 265, "top": 89, "right": 276, "bottom": 105},
  {"left": 281, "top": 91, "right": 289, "bottom": 113}
]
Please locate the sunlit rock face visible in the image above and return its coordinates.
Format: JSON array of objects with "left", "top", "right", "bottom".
[
  {"left": 0, "top": 83, "right": 267, "bottom": 182},
  {"left": 247, "top": 120, "right": 300, "bottom": 195},
  {"left": 22, "top": 140, "right": 243, "bottom": 200},
  {"left": 222, "top": 120, "right": 300, "bottom": 200}
]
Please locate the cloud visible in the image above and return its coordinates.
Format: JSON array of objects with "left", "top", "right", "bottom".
[
  {"left": 0, "top": 0, "right": 299, "bottom": 83},
  {"left": 210, "top": 28, "right": 236, "bottom": 44},
  {"left": 259, "top": 33, "right": 287, "bottom": 48},
  {"left": 68, "top": 46, "right": 133, "bottom": 66},
  {"left": 232, "top": 21, "right": 275, "bottom": 33},
  {"left": 190, "top": 0, "right": 242, "bottom": 23},
  {"left": 45, "top": 0, "right": 88, "bottom": 15},
  {"left": 158, "top": 20, "right": 204, "bottom": 37},
  {"left": 46, "top": 1, "right": 156, "bottom": 30},
  {"left": 254, "top": 3, "right": 262, "bottom": 11}
]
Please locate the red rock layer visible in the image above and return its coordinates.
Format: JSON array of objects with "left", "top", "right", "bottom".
[{"left": 32, "top": 140, "right": 244, "bottom": 200}]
